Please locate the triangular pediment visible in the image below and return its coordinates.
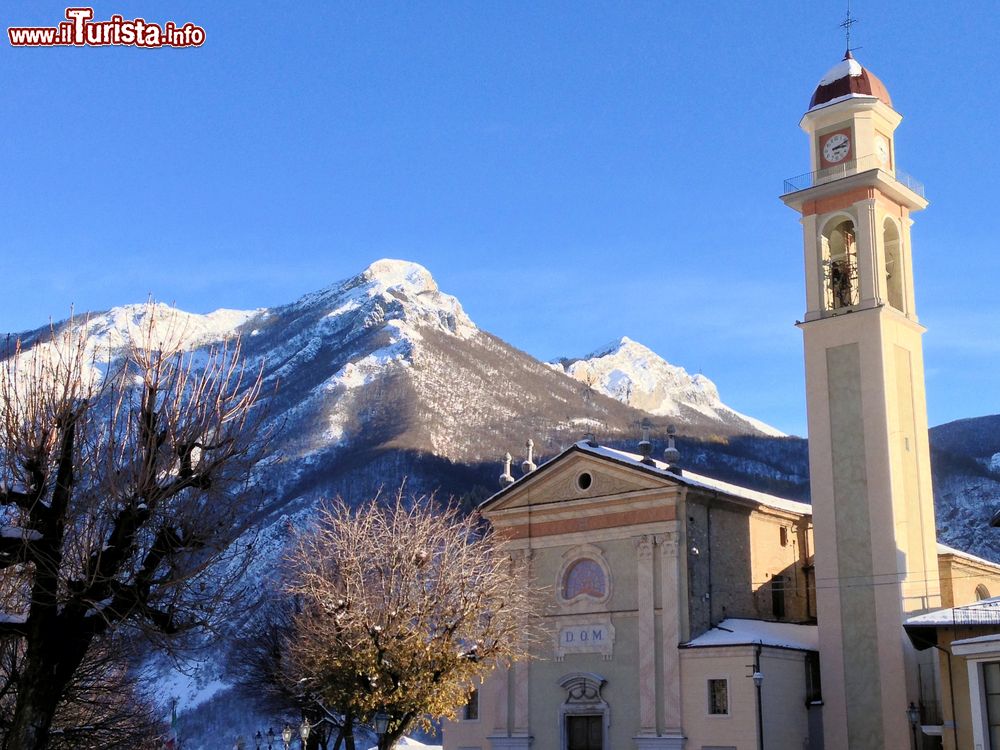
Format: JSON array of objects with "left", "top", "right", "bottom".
[{"left": 483, "top": 446, "right": 681, "bottom": 514}]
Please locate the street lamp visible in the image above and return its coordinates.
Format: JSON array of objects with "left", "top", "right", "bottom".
[
  {"left": 255, "top": 730, "right": 263, "bottom": 750},
  {"left": 907, "top": 702, "right": 921, "bottom": 750},
  {"left": 281, "top": 724, "right": 293, "bottom": 750},
  {"left": 299, "top": 718, "right": 311, "bottom": 749},
  {"left": 374, "top": 711, "right": 390, "bottom": 748},
  {"left": 267, "top": 727, "right": 275, "bottom": 750},
  {"left": 751, "top": 668, "right": 764, "bottom": 750}
]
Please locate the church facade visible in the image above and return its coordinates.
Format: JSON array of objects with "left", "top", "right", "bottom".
[{"left": 443, "top": 439, "right": 822, "bottom": 750}]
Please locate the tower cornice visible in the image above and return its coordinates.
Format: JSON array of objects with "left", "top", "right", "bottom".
[
  {"left": 794, "top": 304, "right": 926, "bottom": 334},
  {"left": 781, "top": 167, "right": 927, "bottom": 214}
]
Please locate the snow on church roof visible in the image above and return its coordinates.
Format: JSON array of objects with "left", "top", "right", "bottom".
[
  {"left": 937, "top": 542, "right": 1000, "bottom": 571},
  {"left": 576, "top": 442, "right": 812, "bottom": 517},
  {"left": 808, "top": 51, "right": 893, "bottom": 112},
  {"left": 683, "top": 618, "right": 818, "bottom": 652},
  {"left": 905, "top": 596, "right": 1000, "bottom": 628}
]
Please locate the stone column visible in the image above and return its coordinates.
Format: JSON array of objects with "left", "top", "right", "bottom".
[
  {"left": 635, "top": 535, "right": 656, "bottom": 734},
  {"left": 492, "top": 667, "right": 510, "bottom": 736},
  {"left": 855, "top": 197, "right": 880, "bottom": 305},
  {"left": 656, "top": 532, "right": 683, "bottom": 735},
  {"left": 512, "top": 548, "right": 532, "bottom": 737},
  {"left": 801, "top": 214, "right": 822, "bottom": 320}
]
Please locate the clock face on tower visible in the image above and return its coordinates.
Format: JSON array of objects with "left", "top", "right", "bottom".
[
  {"left": 822, "top": 132, "right": 852, "bottom": 164},
  {"left": 876, "top": 134, "right": 891, "bottom": 166}
]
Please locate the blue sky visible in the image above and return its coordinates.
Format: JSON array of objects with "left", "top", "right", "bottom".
[{"left": 3, "top": 1, "right": 998, "bottom": 436}]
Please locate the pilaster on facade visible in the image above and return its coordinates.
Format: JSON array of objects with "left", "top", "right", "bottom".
[
  {"left": 635, "top": 534, "right": 657, "bottom": 733},
  {"left": 654, "top": 531, "right": 683, "bottom": 733}
]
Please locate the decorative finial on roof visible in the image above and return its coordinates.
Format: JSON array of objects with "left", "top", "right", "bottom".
[
  {"left": 499, "top": 452, "right": 515, "bottom": 487},
  {"left": 639, "top": 418, "right": 654, "bottom": 465},
  {"left": 583, "top": 432, "right": 598, "bottom": 448},
  {"left": 839, "top": 0, "right": 861, "bottom": 57},
  {"left": 521, "top": 439, "right": 536, "bottom": 475},
  {"left": 664, "top": 424, "right": 681, "bottom": 467}
]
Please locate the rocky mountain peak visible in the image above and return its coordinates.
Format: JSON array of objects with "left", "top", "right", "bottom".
[
  {"left": 292, "top": 259, "right": 477, "bottom": 341},
  {"left": 552, "top": 336, "right": 784, "bottom": 437}
]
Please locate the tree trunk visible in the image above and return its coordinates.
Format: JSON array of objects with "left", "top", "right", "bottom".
[
  {"left": 5, "top": 651, "right": 71, "bottom": 750},
  {"left": 5, "top": 618, "right": 92, "bottom": 750}
]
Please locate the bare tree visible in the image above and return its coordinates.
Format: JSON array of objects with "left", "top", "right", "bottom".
[
  {"left": 285, "top": 490, "right": 540, "bottom": 750},
  {"left": 0, "top": 307, "right": 270, "bottom": 750},
  {"left": 0, "top": 631, "right": 164, "bottom": 749}
]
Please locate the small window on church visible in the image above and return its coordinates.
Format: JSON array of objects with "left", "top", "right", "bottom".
[
  {"left": 779, "top": 527, "right": 789, "bottom": 547},
  {"left": 462, "top": 689, "right": 479, "bottom": 721},
  {"left": 772, "top": 575, "right": 786, "bottom": 619},
  {"left": 805, "top": 651, "right": 823, "bottom": 703},
  {"left": 708, "top": 679, "right": 729, "bottom": 715},
  {"left": 563, "top": 558, "right": 607, "bottom": 600}
]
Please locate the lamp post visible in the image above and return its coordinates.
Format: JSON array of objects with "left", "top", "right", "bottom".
[
  {"left": 907, "top": 702, "right": 921, "bottom": 750},
  {"left": 255, "top": 730, "right": 262, "bottom": 750},
  {"left": 750, "top": 641, "right": 764, "bottom": 750},
  {"left": 299, "top": 718, "right": 311, "bottom": 749},
  {"left": 281, "top": 724, "right": 293, "bottom": 750},
  {"left": 752, "top": 669, "right": 764, "bottom": 750},
  {"left": 267, "top": 728, "right": 275, "bottom": 750},
  {"left": 374, "top": 711, "right": 390, "bottom": 750}
]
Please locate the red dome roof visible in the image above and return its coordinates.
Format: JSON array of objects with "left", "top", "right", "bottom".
[{"left": 809, "top": 52, "right": 893, "bottom": 111}]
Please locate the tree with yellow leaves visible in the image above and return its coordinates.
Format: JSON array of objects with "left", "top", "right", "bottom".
[{"left": 284, "top": 491, "right": 539, "bottom": 750}]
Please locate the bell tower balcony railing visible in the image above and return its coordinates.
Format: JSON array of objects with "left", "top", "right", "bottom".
[{"left": 782, "top": 154, "right": 925, "bottom": 197}]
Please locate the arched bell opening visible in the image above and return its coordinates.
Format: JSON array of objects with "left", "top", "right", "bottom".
[
  {"left": 821, "top": 217, "right": 859, "bottom": 311},
  {"left": 883, "top": 218, "right": 905, "bottom": 312}
]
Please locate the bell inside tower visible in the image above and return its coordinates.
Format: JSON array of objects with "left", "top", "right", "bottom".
[{"left": 822, "top": 218, "right": 859, "bottom": 310}]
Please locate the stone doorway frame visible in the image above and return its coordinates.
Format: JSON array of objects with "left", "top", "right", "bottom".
[{"left": 558, "top": 672, "right": 609, "bottom": 750}]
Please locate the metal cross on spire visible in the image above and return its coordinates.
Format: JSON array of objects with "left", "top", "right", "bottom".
[{"left": 840, "top": 0, "right": 860, "bottom": 56}]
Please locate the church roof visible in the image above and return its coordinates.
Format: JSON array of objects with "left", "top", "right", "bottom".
[
  {"left": 481, "top": 440, "right": 811, "bottom": 518},
  {"left": 937, "top": 542, "right": 1000, "bottom": 571},
  {"left": 905, "top": 597, "right": 1000, "bottom": 628},
  {"left": 809, "top": 52, "right": 893, "bottom": 112},
  {"left": 905, "top": 596, "right": 1000, "bottom": 650},
  {"left": 582, "top": 443, "right": 811, "bottom": 516},
  {"left": 683, "top": 618, "right": 818, "bottom": 652}
]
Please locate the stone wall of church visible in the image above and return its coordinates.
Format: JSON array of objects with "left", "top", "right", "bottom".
[{"left": 685, "top": 491, "right": 813, "bottom": 638}]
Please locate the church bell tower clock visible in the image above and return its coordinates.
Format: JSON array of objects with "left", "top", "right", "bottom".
[{"left": 781, "top": 53, "right": 941, "bottom": 750}]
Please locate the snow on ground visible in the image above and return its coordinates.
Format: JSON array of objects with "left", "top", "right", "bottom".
[
  {"left": 365, "top": 737, "right": 442, "bottom": 750},
  {"left": 151, "top": 659, "right": 230, "bottom": 713}
]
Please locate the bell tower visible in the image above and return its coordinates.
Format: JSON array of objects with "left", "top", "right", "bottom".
[{"left": 782, "top": 54, "right": 941, "bottom": 750}]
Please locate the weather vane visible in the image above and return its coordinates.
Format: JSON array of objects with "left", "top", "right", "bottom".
[{"left": 840, "top": 0, "right": 860, "bottom": 55}]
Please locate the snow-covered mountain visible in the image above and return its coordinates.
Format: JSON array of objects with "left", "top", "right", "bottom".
[
  {"left": 18, "top": 260, "right": 775, "bottom": 490},
  {"left": 552, "top": 337, "right": 785, "bottom": 437}
]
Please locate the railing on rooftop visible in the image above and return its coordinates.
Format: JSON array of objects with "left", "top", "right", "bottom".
[
  {"left": 782, "top": 153, "right": 925, "bottom": 198},
  {"left": 952, "top": 598, "right": 1000, "bottom": 626}
]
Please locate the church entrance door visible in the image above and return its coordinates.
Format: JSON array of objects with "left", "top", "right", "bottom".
[{"left": 566, "top": 714, "right": 603, "bottom": 750}]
